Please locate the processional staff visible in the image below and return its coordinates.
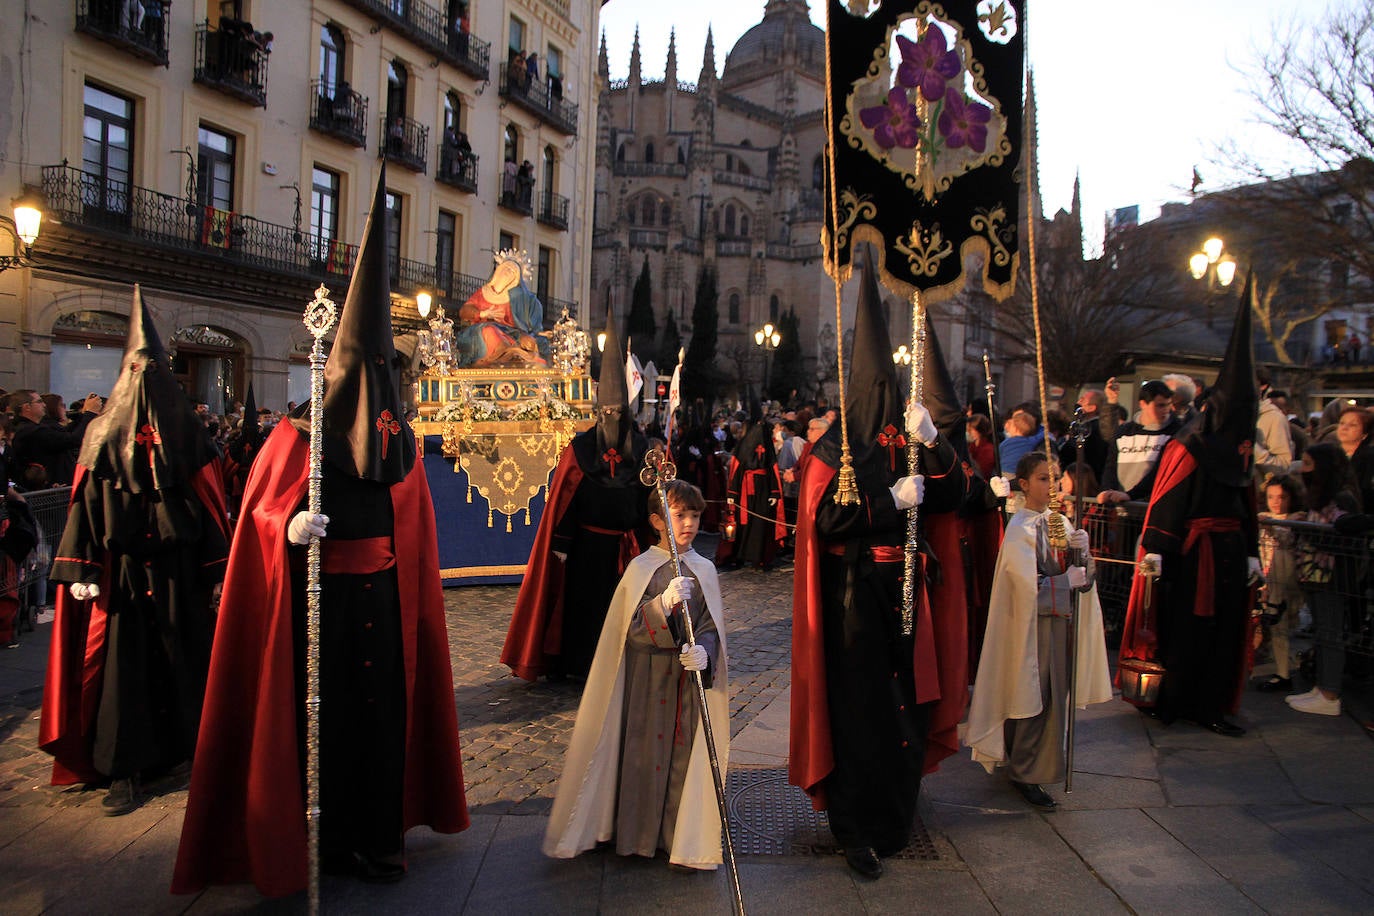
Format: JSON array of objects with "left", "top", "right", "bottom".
[
  {"left": 301, "top": 284, "right": 338, "bottom": 916},
  {"left": 639, "top": 445, "right": 745, "bottom": 916},
  {"left": 1064, "top": 406, "right": 1088, "bottom": 793}
]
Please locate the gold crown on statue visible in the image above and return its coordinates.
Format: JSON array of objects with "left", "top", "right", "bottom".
[{"left": 492, "top": 247, "right": 534, "bottom": 283}]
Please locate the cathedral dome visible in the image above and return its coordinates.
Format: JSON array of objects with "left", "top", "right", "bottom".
[{"left": 721, "top": 0, "right": 824, "bottom": 87}]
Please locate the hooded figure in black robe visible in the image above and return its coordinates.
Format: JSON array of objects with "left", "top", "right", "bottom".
[
  {"left": 1121, "top": 276, "right": 1261, "bottom": 737},
  {"left": 40, "top": 286, "right": 230, "bottom": 814},
  {"left": 789, "top": 248, "right": 965, "bottom": 879},
  {"left": 717, "top": 393, "right": 785, "bottom": 570},
  {"left": 224, "top": 383, "right": 262, "bottom": 523},
  {"left": 502, "top": 311, "right": 652, "bottom": 680}
]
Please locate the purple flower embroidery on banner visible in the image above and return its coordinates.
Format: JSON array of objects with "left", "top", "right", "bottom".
[
  {"left": 859, "top": 87, "right": 923, "bottom": 150},
  {"left": 937, "top": 88, "right": 992, "bottom": 152},
  {"left": 896, "top": 28, "right": 962, "bottom": 102}
]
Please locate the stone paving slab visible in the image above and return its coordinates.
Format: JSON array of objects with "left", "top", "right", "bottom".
[
  {"left": 1155, "top": 747, "right": 1304, "bottom": 807},
  {"left": 1247, "top": 804, "right": 1374, "bottom": 896}
]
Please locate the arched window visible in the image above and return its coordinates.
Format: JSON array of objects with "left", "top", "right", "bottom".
[
  {"left": 660, "top": 202, "right": 671, "bottom": 226},
  {"left": 812, "top": 154, "right": 824, "bottom": 189},
  {"left": 769, "top": 294, "right": 780, "bottom": 322},
  {"left": 443, "top": 91, "right": 462, "bottom": 132},
  {"left": 386, "top": 59, "right": 408, "bottom": 119},
  {"left": 319, "top": 24, "right": 345, "bottom": 96},
  {"left": 740, "top": 214, "right": 750, "bottom": 237},
  {"left": 728, "top": 293, "right": 741, "bottom": 324},
  {"left": 641, "top": 196, "right": 655, "bottom": 225},
  {"left": 644, "top": 141, "right": 656, "bottom": 164},
  {"left": 503, "top": 124, "right": 518, "bottom": 165},
  {"left": 724, "top": 205, "right": 736, "bottom": 237},
  {"left": 542, "top": 145, "right": 555, "bottom": 193}
]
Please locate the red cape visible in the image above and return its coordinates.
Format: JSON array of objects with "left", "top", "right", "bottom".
[
  {"left": 172, "top": 423, "right": 468, "bottom": 897},
  {"left": 500, "top": 446, "right": 641, "bottom": 680},
  {"left": 39, "top": 462, "right": 228, "bottom": 785},
  {"left": 788, "top": 460, "right": 949, "bottom": 807},
  {"left": 922, "top": 508, "right": 969, "bottom": 775}
]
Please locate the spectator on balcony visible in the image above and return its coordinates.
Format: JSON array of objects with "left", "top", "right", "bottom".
[
  {"left": 1348, "top": 331, "right": 1362, "bottom": 364},
  {"left": 141, "top": 1, "right": 164, "bottom": 51},
  {"left": 502, "top": 158, "right": 518, "bottom": 206},
  {"left": 331, "top": 79, "right": 354, "bottom": 127},
  {"left": 510, "top": 52, "right": 527, "bottom": 94},
  {"left": 387, "top": 115, "right": 405, "bottom": 156},
  {"left": 123, "top": 0, "right": 144, "bottom": 31},
  {"left": 517, "top": 160, "right": 535, "bottom": 209},
  {"left": 443, "top": 126, "right": 472, "bottom": 178},
  {"left": 550, "top": 71, "right": 564, "bottom": 101},
  {"left": 525, "top": 53, "right": 539, "bottom": 93}
]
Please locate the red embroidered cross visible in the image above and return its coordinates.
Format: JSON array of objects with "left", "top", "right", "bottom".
[
  {"left": 375, "top": 409, "right": 401, "bottom": 460},
  {"left": 754, "top": 444, "right": 766, "bottom": 460},
  {"left": 603, "top": 447, "right": 621, "bottom": 475},
  {"left": 135, "top": 424, "right": 161, "bottom": 472},
  {"left": 877, "top": 424, "right": 908, "bottom": 470},
  {"left": 1238, "top": 440, "right": 1253, "bottom": 458}
]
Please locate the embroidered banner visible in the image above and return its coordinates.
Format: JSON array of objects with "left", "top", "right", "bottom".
[{"left": 823, "top": 0, "right": 1024, "bottom": 304}]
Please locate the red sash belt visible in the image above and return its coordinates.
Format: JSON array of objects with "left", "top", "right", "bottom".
[
  {"left": 579, "top": 524, "right": 629, "bottom": 536},
  {"left": 822, "top": 544, "right": 904, "bottom": 562},
  {"left": 1182, "top": 517, "right": 1241, "bottom": 618},
  {"left": 291, "top": 536, "right": 396, "bottom": 575}
]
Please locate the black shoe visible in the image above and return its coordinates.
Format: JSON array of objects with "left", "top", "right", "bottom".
[
  {"left": 324, "top": 851, "right": 406, "bottom": 884},
  {"left": 1256, "top": 675, "right": 1293, "bottom": 693},
  {"left": 1201, "top": 719, "right": 1246, "bottom": 738},
  {"left": 844, "top": 846, "right": 883, "bottom": 879},
  {"left": 102, "top": 777, "right": 141, "bottom": 816},
  {"left": 1010, "top": 781, "right": 1057, "bottom": 810}
]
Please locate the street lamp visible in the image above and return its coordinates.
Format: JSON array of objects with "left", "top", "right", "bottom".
[
  {"left": 754, "top": 321, "right": 780, "bottom": 396},
  {"left": 0, "top": 193, "right": 43, "bottom": 272},
  {"left": 892, "top": 345, "right": 911, "bottom": 366},
  {"left": 1188, "top": 236, "right": 1237, "bottom": 289}
]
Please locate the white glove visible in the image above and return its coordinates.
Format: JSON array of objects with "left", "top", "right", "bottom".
[
  {"left": 661, "top": 576, "right": 695, "bottom": 611},
  {"left": 889, "top": 475, "right": 925, "bottom": 510},
  {"left": 905, "top": 401, "right": 938, "bottom": 446},
  {"left": 552, "top": 550, "right": 568, "bottom": 563},
  {"left": 1141, "top": 553, "right": 1163, "bottom": 578},
  {"left": 989, "top": 476, "right": 1011, "bottom": 498},
  {"left": 1068, "top": 528, "right": 1090, "bottom": 552},
  {"left": 69, "top": 582, "right": 101, "bottom": 601},
  {"left": 680, "top": 644, "right": 709, "bottom": 672},
  {"left": 287, "top": 512, "right": 329, "bottom": 546},
  {"left": 1247, "top": 556, "right": 1264, "bottom": 586},
  {"left": 1066, "top": 566, "right": 1088, "bottom": 590}
]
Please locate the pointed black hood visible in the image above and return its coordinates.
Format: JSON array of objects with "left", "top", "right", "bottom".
[
  {"left": 596, "top": 306, "right": 631, "bottom": 454},
  {"left": 78, "top": 285, "right": 217, "bottom": 493},
  {"left": 315, "top": 164, "right": 414, "bottom": 483},
  {"left": 921, "top": 319, "right": 968, "bottom": 458},
  {"left": 1176, "top": 272, "right": 1259, "bottom": 487},
  {"left": 241, "top": 382, "right": 262, "bottom": 452}
]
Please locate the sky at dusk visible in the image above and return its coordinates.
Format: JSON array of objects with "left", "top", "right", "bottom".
[{"left": 598, "top": 0, "right": 1335, "bottom": 252}]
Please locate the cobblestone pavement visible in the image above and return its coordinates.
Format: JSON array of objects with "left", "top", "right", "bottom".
[{"left": 0, "top": 538, "right": 796, "bottom": 822}]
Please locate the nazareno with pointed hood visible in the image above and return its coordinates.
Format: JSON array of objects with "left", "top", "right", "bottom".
[
  {"left": 1174, "top": 273, "right": 1259, "bottom": 488},
  {"left": 239, "top": 383, "right": 262, "bottom": 454},
  {"left": 920, "top": 319, "right": 969, "bottom": 460},
  {"left": 575, "top": 307, "right": 641, "bottom": 485},
  {"left": 78, "top": 285, "right": 218, "bottom": 493},
  {"left": 296, "top": 162, "right": 415, "bottom": 485}
]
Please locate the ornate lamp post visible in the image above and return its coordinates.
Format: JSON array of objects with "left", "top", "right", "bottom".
[
  {"left": 415, "top": 290, "right": 456, "bottom": 375},
  {"left": 754, "top": 321, "right": 780, "bottom": 397},
  {"left": 0, "top": 194, "right": 43, "bottom": 272},
  {"left": 1188, "top": 236, "right": 1237, "bottom": 290}
]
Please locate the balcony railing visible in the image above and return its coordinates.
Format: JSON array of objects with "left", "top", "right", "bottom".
[
  {"left": 337, "top": 0, "right": 491, "bottom": 81},
  {"left": 498, "top": 63, "right": 578, "bottom": 136},
  {"left": 628, "top": 229, "right": 667, "bottom": 249},
  {"left": 498, "top": 169, "right": 535, "bottom": 216},
  {"left": 309, "top": 80, "right": 368, "bottom": 148},
  {"left": 713, "top": 170, "right": 771, "bottom": 191},
  {"left": 539, "top": 191, "right": 569, "bottom": 231},
  {"left": 612, "top": 161, "right": 687, "bottom": 178},
  {"left": 764, "top": 241, "right": 824, "bottom": 261},
  {"left": 716, "top": 239, "right": 752, "bottom": 256},
  {"left": 380, "top": 114, "right": 428, "bottom": 173},
  {"left": 75, "top": 0, "right": 170, "bottom": 66},
  {"left": 437, "top": 146, "right": 479, "bottom": 193},
  {"left": 193, "top": 20, "right": 270, "bottom": 107}
]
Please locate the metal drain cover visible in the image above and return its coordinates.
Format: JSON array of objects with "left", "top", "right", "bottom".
[{"left": 725, "top": 767, "right": 938, "bottom": 860}]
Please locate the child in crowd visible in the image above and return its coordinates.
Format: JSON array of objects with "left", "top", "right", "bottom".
[
  {"left": 544, "top": 478, "right": 728, "bottom": 870},
  {"left": 965, "top": 452, "right": 1113, "bottom": 810},
  {"left": 1256, "top": 475, "right": 1304, "bottom": 692}
]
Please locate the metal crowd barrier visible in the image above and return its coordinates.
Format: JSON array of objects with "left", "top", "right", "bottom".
[
  {"left": 1073, "top": 499, "right": 1374, "bottom": 666},
  {"left": 1, "top": 486, "right": 73, "bottom": 634}
]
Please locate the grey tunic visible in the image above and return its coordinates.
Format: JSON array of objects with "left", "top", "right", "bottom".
[
  {"left": 1004, "top": 523, "right": 1095, "bottom": 784},
  {"left": 615, "top": 553, "right": 719, "bottom": 857}
]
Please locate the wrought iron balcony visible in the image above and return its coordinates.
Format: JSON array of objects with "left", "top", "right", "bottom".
[
  {"left": 716, "top": 239, "right": 752, "bottom": 257},
  {"left": 498, "top": 63, "right": 578, "bottom": 136},
  {"left": 539, "top": 191, "right": 569, "bottom": 231},
  {"left": 628, "top": 229, "right": 667, "bottom": 250},
  {"left": 437, "top": 146, "right": 478, "bottom": 193},
  {"left": 309, "top": 80, "right": 368, "bottom": 148},
  {"left": 612, "top": 161, "right": 687, "bottom": 178},
  {"left": 337, "top": 0, "right": 491, "bottom": 81},
  {"left": 193, "top": 20, "right": 270, "bottom": 107},
  {"left": 75, "top": 0, "right": 170, "bottom": 66},
  {"left": 380, "top": 114, "right": 428, "bottom": 173},
  {"left": 498, "top": 169, "right": 535, "bottom": 216}
]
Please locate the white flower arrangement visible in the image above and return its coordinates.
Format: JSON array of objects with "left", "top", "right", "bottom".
[
  {"left": 509, "top": 396, "right": 583, "bottom": 421},
  {"left": 433, "top": 398, "right": 503, "bottom": 422}
]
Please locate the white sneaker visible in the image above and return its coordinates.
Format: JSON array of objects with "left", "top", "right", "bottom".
[
  {"left": 1284, "top": 687, "right": 1320, "bottom": 706},
  {"left": 1289, "top": 692, "right": 1342, "bottom": 716}
]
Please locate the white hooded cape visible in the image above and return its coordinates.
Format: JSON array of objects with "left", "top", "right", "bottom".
[
  {"left": 542, "top": 545, "right": 729, "bottom": 867},
  {"left": 963, "top": 509, "right": 1114, "bottom": 773}
]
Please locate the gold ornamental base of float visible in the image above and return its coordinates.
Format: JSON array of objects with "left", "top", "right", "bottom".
[{"left": 412, "top": 368, "right": 594, "bottom": 532}]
